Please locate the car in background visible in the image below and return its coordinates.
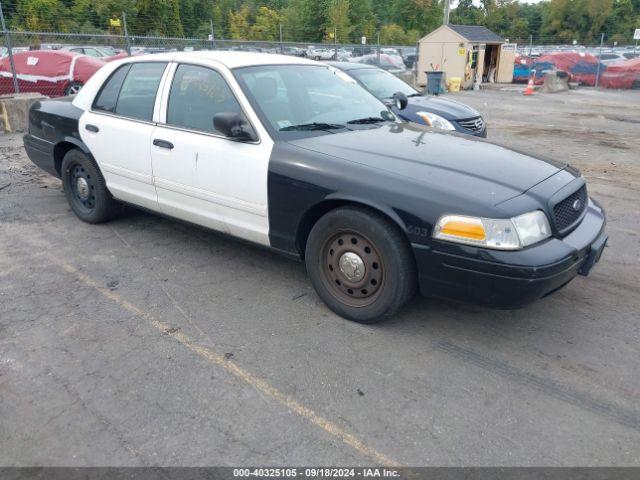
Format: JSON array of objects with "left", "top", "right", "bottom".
[
  {"left": 349, "top": 53, "right": 407, "bottom": 74},
  {"left": 306, "top": 46, "right": 336, "bottom": 60},
  {"left": 327, "top": 62, "right": 486, "bottom": 137},
  {"left": 596, "top": 52, "right": 627, "bottom": 65},
  {"left": 0, "top": 50, "right": 105, "bottom": 96},
  {"left": 59, "top": 45, "right": 128, "bottom": 62}
]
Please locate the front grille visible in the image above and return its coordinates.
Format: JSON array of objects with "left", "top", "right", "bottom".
[
  {"left": 456, "top": 116, "right": 485, "bottom": 133},
  {"left": 553, "top": 185, "right": 588, "bottom": 232}
]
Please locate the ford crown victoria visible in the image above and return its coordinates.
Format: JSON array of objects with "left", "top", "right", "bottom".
[{"left": 23, "top": 52, "right": 607, "bottom": 323}]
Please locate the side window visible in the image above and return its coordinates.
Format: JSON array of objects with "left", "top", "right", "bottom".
[
  {"left": 93, "top": 64, "right": 131, "bottom": 113},
  {"left": 115, "top": 62, "right": 167, "bottom": 121},
  {"left": 84, "top": 48, "right": 101, "bottom": 57},
  {"left": 166, "top": 64, "right": 243, "bottom": 134}
]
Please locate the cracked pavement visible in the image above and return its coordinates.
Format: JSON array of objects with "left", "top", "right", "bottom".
[{"left": 1, "top": 88, "right": 639, "bottom": 466}]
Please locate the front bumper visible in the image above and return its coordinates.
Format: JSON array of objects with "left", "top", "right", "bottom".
[{"left": 413, "top": 200, "right": 606, "bottom": 308}]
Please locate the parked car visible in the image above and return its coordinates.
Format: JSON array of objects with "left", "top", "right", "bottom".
[
  {"left": 327, "top": 62, "right": 486, "bottom": 137},
  {"left": 596, "top": 52, "right": 627, "bottom": 65},
  {"left": 307, "top": 47, "right": 336, "bottom": 60},
  {"left": 23, "top": 52, "right": 607, "bottom": 323},
  {"left": 349, "top": 53, "right": 406, "bottom": 74},
  {"left": 59, "top": 45, "right": 128, "bottom": 62},
  {"left": 0, "top": 50, "right": 105, "bottom": 96}
]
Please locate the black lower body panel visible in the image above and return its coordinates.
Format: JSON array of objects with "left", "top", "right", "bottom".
[{"left": 23, "top": 134, "right": 58, "bottom": 178}]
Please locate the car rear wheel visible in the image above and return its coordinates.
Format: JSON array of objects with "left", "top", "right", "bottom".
[
  {"left": 61, "top": 149, "right": 119, "bottom": 224},
  {"left": 305, "top": 206, "right": 416, "bottom": 323}
]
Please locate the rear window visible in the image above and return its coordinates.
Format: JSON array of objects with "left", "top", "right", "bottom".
[
  {"left": 93, "top": 62, "right": 167, "bottom": 121},
  {"left": 93, "top": 64, "right": 130, "bottom": 113},
  {"left": 115, "top": 62, "right": 167, "bottom": 121}
]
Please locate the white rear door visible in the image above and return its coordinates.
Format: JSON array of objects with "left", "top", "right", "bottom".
[{"left": 79, "top": 61, "right": 169, "bottom": 211}]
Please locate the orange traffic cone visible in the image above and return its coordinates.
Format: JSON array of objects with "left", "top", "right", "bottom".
[{"left": 523, "top": 76, "right": 535, "bottom": 95}]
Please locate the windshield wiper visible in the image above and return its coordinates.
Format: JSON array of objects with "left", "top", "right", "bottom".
[
  {"left": 347, "top": 116, "right": 387, "bottom": 124},
  {"left": 407, "top": 92, "right": 422, "bottom": 97},
  {"left": 280, "top": 122, "right": 345, "bottom": 131}
]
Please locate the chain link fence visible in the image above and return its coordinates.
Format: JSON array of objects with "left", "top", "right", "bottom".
[
  {"left": 1, "top": 28, "right": 639, "bottom": 98},
  {"left": 0, "top": 30, "right": 418, "bottom": 98}
]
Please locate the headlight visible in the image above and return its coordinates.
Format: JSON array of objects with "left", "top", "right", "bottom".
[
  {"left": 416, "top": 111, "right": 456, "bottom": 131},
  {"left": 433, "top": 211, "right": 551, "bottom": 250}
]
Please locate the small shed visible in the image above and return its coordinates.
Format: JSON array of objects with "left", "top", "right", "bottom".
[{"left": 416, "top": 24, "right": 516, "bottom": 89}]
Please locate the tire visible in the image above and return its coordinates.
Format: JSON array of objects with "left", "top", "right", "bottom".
[
  {"left": 61, "top": 149, "right": 119, "bottom": 224},
  {"left": 305, "top": 206, "right": 416, "bottom": 323},
  {"left": 65, "top": 82, "right": 83, "bottom": 96}
]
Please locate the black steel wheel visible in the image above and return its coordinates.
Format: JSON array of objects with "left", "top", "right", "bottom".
[
  {"left": 61, "top": 149, "right": 119, "bottom": 224},
  {"left": 321, "top": 231, "right": 384, "bottom": 308},
  {"left": 306, "top": 206, "right": 416, "bottom": 323}
]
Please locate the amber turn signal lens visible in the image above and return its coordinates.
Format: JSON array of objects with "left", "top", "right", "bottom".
[{"left": 440, "top": 220, "right": 486, "bottom": 240}]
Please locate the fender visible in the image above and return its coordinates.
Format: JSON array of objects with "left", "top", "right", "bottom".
[{"left": 323, "top": 192, "right": 408, "bottom": 233}]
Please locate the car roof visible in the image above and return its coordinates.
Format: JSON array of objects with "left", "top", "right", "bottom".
[
  {"left": 124, "top": 50, "right": 320, "bottom": 69},
  {"left": 325, "top": 61, "right": 376, "bottom": 71}
]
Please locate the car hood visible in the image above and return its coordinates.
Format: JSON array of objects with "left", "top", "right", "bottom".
[
  {"left": 399, "top": 95, "right": 481, "bottom": 120},
  {"left": 286, "top": 123, "right": 566, "bottom": 206}
]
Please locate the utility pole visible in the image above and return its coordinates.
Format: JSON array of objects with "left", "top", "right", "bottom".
[
  {"left": 527, "top": 34, "right": 533, "bottom": 80},
  {"left": 122, "top": 12, "right": 131, "bottom": 56},
  {"left": 443, "top": 0, "right": 451, "bottom": 26},
  {"left": 376, "top": 30, "right": 380, "bottom": 65},
  {"left": 334, "top": 26, "right": 337, "bottom": 60},
  {"left": 0, "top": 0, "right": 19, "bottom": 94},
  {"left": 595, "top": 33, "right": 604, "bottom": 88},
  {"left": 210, "top": 19, "right": 216, "bottom": 50},
  {"left": 279, "top": 23, "right": 283, "bottom": 54}
]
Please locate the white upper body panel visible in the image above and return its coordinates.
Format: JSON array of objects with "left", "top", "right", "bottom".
[{"left": 72, "top": 51, "right": 320, "bottom": 111}]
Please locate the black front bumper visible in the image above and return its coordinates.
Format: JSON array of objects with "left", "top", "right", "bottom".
[{"left": 413, "top": 200, "right": 607, "bottom": 308}]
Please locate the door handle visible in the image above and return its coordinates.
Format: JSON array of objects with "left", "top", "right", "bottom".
[
  {"left": 153, "top": 139, "right": 174, "bottom": 150},
  {"left": 85, "top": 124, "right": 99, "bottom": 133}
]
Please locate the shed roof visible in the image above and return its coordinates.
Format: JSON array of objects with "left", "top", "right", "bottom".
[{"left": 447, "top": 24, "right": 504, "bottom": 43}]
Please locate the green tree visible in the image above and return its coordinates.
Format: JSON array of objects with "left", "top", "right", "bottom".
[
  {"left": 379, "top": 23, "right": 408, "bottom": 44},
  {"left": 326, "top": 0, "right": 352, "bottom": 42},
  {"left": 135, "top": 0, "right": 183, "bottom": 36},
  {"left": 249, "top": 5, "right": 281, "bottom": 40},
  {"left": 229, "top": 5, "right": 251, "bottom": 39},
  {"left": 13, "top": 0, "right": 65, "bottom": 31}
]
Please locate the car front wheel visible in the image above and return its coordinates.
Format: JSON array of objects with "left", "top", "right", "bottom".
[
  {"left": 305, "top": 206, "right": 416, "bottom": 323},
  {"left": 61, "top": 149, "right": 119, "bottom": 223}
]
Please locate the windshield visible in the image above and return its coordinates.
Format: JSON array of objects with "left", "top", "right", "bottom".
[
  {"left": 235, "top": 64, "right": 392, "bottom": 136},
  {"left": 349, "top": 67, "right": 417, "bottom": 100}
]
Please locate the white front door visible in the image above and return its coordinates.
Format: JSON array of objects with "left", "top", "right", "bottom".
[
  {"left": 151, "top": 62, "right": 273, "bottom": 246},
  {"left": 79, "top": 61, "right": 169, "bottom": 211}
]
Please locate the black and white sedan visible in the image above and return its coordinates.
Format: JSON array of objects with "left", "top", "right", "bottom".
[{"left": 24, "top": 52, "right": 607, "bottom": 323}]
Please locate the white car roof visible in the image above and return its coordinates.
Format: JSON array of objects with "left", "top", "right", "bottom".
[
  {"left": 73, "top": 50, "right": 323, "bottom": 111},
  {"left": 130, "top": 50, "right": 320, "bottom": 69}
]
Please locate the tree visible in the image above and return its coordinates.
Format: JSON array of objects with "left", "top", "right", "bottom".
[
  {"left": 13, "top": 0, "right": 65, "bottom": 31},
  {"left": 249, "top": 6, "right": 281, "bottom": 40},
  {"left": 326, "top": 0, "right": 352, "bottom": 42},
  {"left": 135, "top": 0, "right": 183, "bottom": 36},
  {"left": 380, "top": 23, "right": 408, "bottom": 44},
  {"left": 229, "top": 5, "right": 251, "bottom": 39},
  {"left": 450, "top": 0, "right": 484, "bottom": 25}
]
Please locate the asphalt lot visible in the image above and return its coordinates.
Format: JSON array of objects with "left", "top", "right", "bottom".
[{"left": 1, "top": 87, "right": 639, "bottom": 466}]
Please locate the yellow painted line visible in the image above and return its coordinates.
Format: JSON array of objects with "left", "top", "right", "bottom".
[{"left": 48, "top": 254, "right": 399, "bottom": 466}]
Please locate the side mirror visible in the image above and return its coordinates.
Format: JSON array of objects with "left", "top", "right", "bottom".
[
  {"left": 213, "top": 112, "right": 257, "bottom": 142},
  {"left": 392, "top": 91, "right": 408, "bottom": 110}
]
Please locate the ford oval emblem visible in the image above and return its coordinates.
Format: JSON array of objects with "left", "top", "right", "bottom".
[{"left": 572, "top": 199, "right": 582, "bottom": 211}]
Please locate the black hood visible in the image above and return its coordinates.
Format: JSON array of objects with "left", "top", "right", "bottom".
[{"left": 287, "top": 123, "right": 566, "bottom": 206}]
